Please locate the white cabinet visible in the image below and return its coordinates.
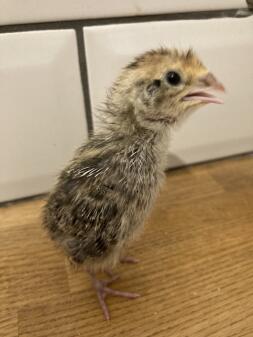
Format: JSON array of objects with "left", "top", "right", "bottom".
[
  {"left": 83, "top": 16, "right": 253, "bottom": 167},
  {"left": 0, "top": 30, "right": 87, "bottom": 202},
  {"left": 1, "top": 14, "right": 252, "bottom": 202},
  {"left": 0, "top": 0, "right": 247, "bottom": 25}
]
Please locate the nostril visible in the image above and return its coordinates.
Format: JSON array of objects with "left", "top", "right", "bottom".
[{"left": 199, "top": 73, "right": 225, "bottom": 92}]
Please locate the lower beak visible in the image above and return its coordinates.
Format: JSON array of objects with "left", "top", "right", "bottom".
[
  {"left": 182, "top": 72, "right": 225, "bottom": 105},
  {"left": 183, "top": 90, "right": 224, "bottom": 104}
]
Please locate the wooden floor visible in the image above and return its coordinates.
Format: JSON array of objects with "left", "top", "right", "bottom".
[{"left": 1, "top": 155, "right": 253, "bottom": 337}]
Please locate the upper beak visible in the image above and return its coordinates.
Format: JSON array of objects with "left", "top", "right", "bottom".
[{"left": 183, "top": 72, "right": 225, "bottom": 104}]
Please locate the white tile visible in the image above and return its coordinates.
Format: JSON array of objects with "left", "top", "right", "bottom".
[
  {"left": 0, "top": 0, "right": 247, "bottom": 25},
  {"left": 83, "top": 16, "right": 253, "bottom": 167},
  {"left": 0, "top": 30, "right": 87, "bottom": 202}
]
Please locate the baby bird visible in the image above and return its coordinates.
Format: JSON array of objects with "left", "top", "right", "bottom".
[{"left": 43, "top": 48, "right": 224, "bottom": 320}]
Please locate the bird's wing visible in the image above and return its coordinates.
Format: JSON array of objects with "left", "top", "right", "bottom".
[{"left": 46, "top": 136, "right": 127, "bottom": 262}]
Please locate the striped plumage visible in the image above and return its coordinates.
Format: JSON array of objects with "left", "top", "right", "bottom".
[{"left": 43, "top": 129, "right": 167, "bottom": 271}]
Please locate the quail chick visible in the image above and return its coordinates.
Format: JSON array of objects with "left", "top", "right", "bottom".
[{"left": 43, "top": 48, "right": 225, "bottom": 320}]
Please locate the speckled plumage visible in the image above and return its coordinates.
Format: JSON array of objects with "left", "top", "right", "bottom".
[
  {"left": 42, "top": 48, "right": 224, "bottom": 319},
  {"left": 43, "top": 128, "right": 168, "bottom": 271}
]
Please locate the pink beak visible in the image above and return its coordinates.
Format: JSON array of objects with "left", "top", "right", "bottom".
[{"left": 183, "top": 73, "right": 225, "bottom": 104}]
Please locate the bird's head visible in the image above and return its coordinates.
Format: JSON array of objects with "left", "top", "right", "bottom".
[{"left": 108, "top": 48, "right": 225, "bottom": 130}]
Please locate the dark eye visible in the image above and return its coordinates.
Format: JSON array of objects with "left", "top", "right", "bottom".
[{"left": 166, "top": 71, "right": 181, "bottom": 86}]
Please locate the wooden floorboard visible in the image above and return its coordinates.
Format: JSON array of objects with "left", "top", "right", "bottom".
[{"left": 1, "top": 155, "right": 253, "bottom": 337}]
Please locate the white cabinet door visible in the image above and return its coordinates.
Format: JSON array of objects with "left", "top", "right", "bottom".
[
  {"left": 0, "top": 30, "right": 87, "bottom": 202},
  {"left": 0, "top": 0, "right": 247, "bottom": 25},
  {"left": 83, "top": 16, "right": 253, "bottom": 168}
]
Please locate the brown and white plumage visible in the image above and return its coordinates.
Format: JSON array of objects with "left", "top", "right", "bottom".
[{"left": 42, "top": 48, "right": 224, "bottom": 319}]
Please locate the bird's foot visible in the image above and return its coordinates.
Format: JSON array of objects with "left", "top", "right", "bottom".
[
  {"left": 89, "top": 272, "right": 140, "bottom": 320},
  {"left": 120, "top": 256, "right": 139, "bottom": 264}
]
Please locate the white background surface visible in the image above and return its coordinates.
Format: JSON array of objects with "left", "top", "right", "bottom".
[
  {"left": 0, "top": 0, "right": 247, "bottom": 25},
  {"left": 84, "top": 16, "right": 253, "bottom": 167},
  {"left": 0, "top": 30, "right": 87, "bottom": 202}
]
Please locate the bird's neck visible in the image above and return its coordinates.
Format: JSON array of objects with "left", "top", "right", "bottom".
[
  {"left": 97, "top": 104, "right": 170, "bottom": 168},
  {"left": 99, "top": 101, "right": 169, "bottom": 138}
]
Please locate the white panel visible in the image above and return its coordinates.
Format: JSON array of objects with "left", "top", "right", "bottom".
[
  {"left": 83, "top": 16, "right": 253, "bottom": 168},
  {"left": 0, "top": 0, "right": 247, "bottom": 25},
  {"left": 0, "top": 30, "right": 87, "bottom": 202}
]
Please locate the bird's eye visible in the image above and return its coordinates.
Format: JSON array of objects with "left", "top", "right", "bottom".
[{"left": 166, "top": 71, "right": 181, "bottom": 86}]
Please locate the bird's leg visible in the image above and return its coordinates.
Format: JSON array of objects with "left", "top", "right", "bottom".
[
  {"left": 104, "top": 269, "right": 119, "bottom": 283},
  {"left": 120, "top": 256, "right": 139, "bottom": 264},
  {"left": 87, "top": 270, "right": 140, "bottom": 320}
]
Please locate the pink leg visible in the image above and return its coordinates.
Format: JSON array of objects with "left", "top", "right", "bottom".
[
  {"left": 120, "top": 256, "right": 139, "bottom": 264},
  {"left": 88, "top": 271, "right": 140, "bottom": 320},
  {"left": 104, "top": 269, "right": 119, "bottom": 282}
]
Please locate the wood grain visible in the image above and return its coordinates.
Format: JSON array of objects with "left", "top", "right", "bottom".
[{"left": 1, "top": 155, "right": 253, "bottom": 337}]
